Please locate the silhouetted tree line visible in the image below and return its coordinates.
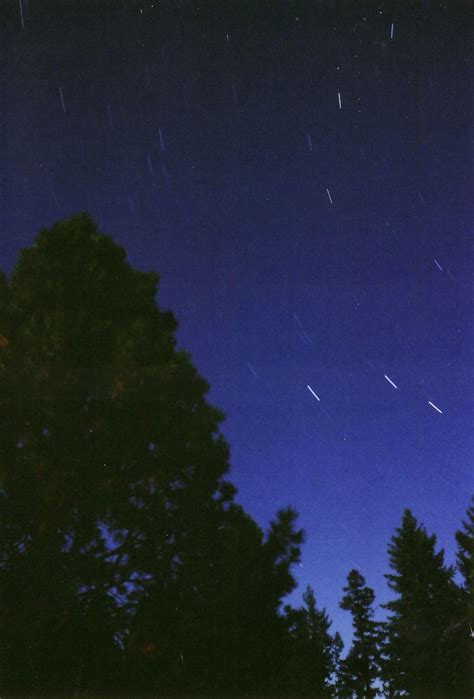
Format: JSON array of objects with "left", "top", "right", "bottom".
[{"left": 0, "top": 215, "right": 471, "bottom": 697}]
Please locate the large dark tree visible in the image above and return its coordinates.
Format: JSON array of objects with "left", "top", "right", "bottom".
[
  {"left": 381, "top": 509, "right": 467, "bottom": 699},
  {"left": 279, "top": 585, "right": 342, "bottom": 697},
  {"left": 0, "top": 214, "right": 304, "bottom": 694},
  {"left": 456, "top": 496, "right": 474, "bottom": 595},
  {"left": 338, "top": 569, "right": 380, "bottom": 699},
  {"left": 125, "top": 503, "right": 304, "bottom": 694},
  {"left": 453, "top": 497, "right": 474, "bottom": 697}
]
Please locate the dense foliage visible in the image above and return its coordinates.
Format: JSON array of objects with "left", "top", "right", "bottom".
[
  {"left": 380, "top": 510, "right": 469, "bottom": 698},
  {"left": 0, "top": 216, "right": 471, "bottom": 697},
  {"left": 338, "top": 570, "right": 380, "bottom": 698}
]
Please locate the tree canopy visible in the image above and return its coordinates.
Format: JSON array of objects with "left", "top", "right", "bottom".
[
  {"left": 381, "top": 509, "right": 469, "bottom": 699},
  {"left": 280, "top": 585, "right": 342, "bottom": 697},
  {"left": 338, "top": 569, "right": 380, "bottom": 699},
  {"left": 0, "top": 214, "right": 304, "bottom": 694}
]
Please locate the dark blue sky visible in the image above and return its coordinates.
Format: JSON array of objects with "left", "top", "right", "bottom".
[{"left": 2, "top": 0, "right": 473, "bottom": 645}]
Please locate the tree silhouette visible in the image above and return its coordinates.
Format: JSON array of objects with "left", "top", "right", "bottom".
[
  {"left": 381, "top": 509, "right": 466, "bottom": 699},
  {"left": 338, "top": 569, "right": 380, "bottom": 698},
  {"left": 124, "top": 502, "right": 304, "bottom": 694},
  {"left": 0, "top": 214, "right": 305, "bottom": 694},
  {"left": 280, "top": 585, "right": 342, "bottom": 697},
  {"left": 456, "top": 496, "right": 474, "bottom": 594},
  {"left": 453, "top": 496, "right": 474, "bottom": 697}
]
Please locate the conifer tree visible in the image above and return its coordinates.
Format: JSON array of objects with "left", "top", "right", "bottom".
[
  {"left": 453, "top": 497, "right": 474, "bottom": 697},
  {"left": 0, "top": 214, "right": 305, "bottom": 694},
  {"left": 281, "top": 585, "right": 341, "bottom": 697},
  {"left": 456, "top": 496, "right": 474, "bottom": 595},
  {"left": 381, "top": 509, "right": 465, "bottom": 699},
  {"left": 338, "top": 569, "right": 380, "bottom": 698}
]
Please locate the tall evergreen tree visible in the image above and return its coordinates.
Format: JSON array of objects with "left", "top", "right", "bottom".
[
  {"left": 0, "top": 214, "right": 305, "bottom": 694},
  {"left": 381, "top": 509, "right": 466, "bottom": 699},
  {"left": 338, "top": 569, "right": 380, "bottom": 698},
  {"left": 280, "top": 585, "right": 342, "bottom": 697},
  {"left": 456, "top": 496, "right": 474, "bottom": 594},
  {"left": 453, "top": 496, "right": 474, "bottom": 697}
]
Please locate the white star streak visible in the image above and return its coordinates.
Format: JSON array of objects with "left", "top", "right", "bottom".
[
  {"left": 158, "top": 127, "right": 165, "bottom": 151},
  {"left": 307, "top": 385, "right": 321, "bottom": 401},
  {"left": 147, "top": 154, "right": 154, "bottom": 176},
  {"left": 384, "top": 374, "right": 398, "bottom": 389},
  {"left": 293, "top": 312, "right": 304, "bottom": 329},
  {"left": 246, "top": 362, "right": 258, "bottom": 378},
  {"left": 337, "top": 92, "right": 342, "bottom": 109},
  {"left": 434, "top": 259, "right": 443, "bottom": 271},
  {"left": 326, "top": 188, "right": 333, "bottom": 204},
  {"left": 428, "top": 401, "right": 443, "bottom": 414},
  {"left": 390, "top": 23, "right": 395, "bottom": 40},
  {"left": 59, "top": 87, "right": 66, "bottom": 113}
]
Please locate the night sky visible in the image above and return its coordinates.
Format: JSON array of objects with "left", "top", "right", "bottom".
[{"left": 2, "top": 0, "right": 473, "bottom": 646}]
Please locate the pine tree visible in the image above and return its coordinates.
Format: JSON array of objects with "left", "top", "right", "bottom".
[
  {"left": 338, "top": 569, "right": 380, "bottom": 698},
  {"left": 381, "top": 509, "right": 465, "bottom": 698},
  {"left": 0, "top": 214, "right": 306, "bottom": 694},
  {"left": 456, "top": 495, "right": 474, "bottom": 594},
  {"left": 281, "top": 585, "right": 341, "bottom": 697},
  {"left": 453, "top": 496, "right": 474, "bottom": 697}
]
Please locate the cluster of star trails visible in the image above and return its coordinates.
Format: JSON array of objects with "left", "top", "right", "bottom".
[
  {"left": 382, "top": 375, "right": 443, "bottom": 414},
  {"left": 23, "top": 1, "right": 450, "bottom": 431},
  {"left": 306, "top": 376, "right": 443, "bottom": 416}
]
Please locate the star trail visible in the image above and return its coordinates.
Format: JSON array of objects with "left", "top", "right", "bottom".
[{"left": 1, "top": 0, "right": 472, "bottom": 646}]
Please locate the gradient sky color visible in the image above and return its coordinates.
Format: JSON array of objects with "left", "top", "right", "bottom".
[{"left": 2, "top": 0, "right": 473, "bottom": 646}]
